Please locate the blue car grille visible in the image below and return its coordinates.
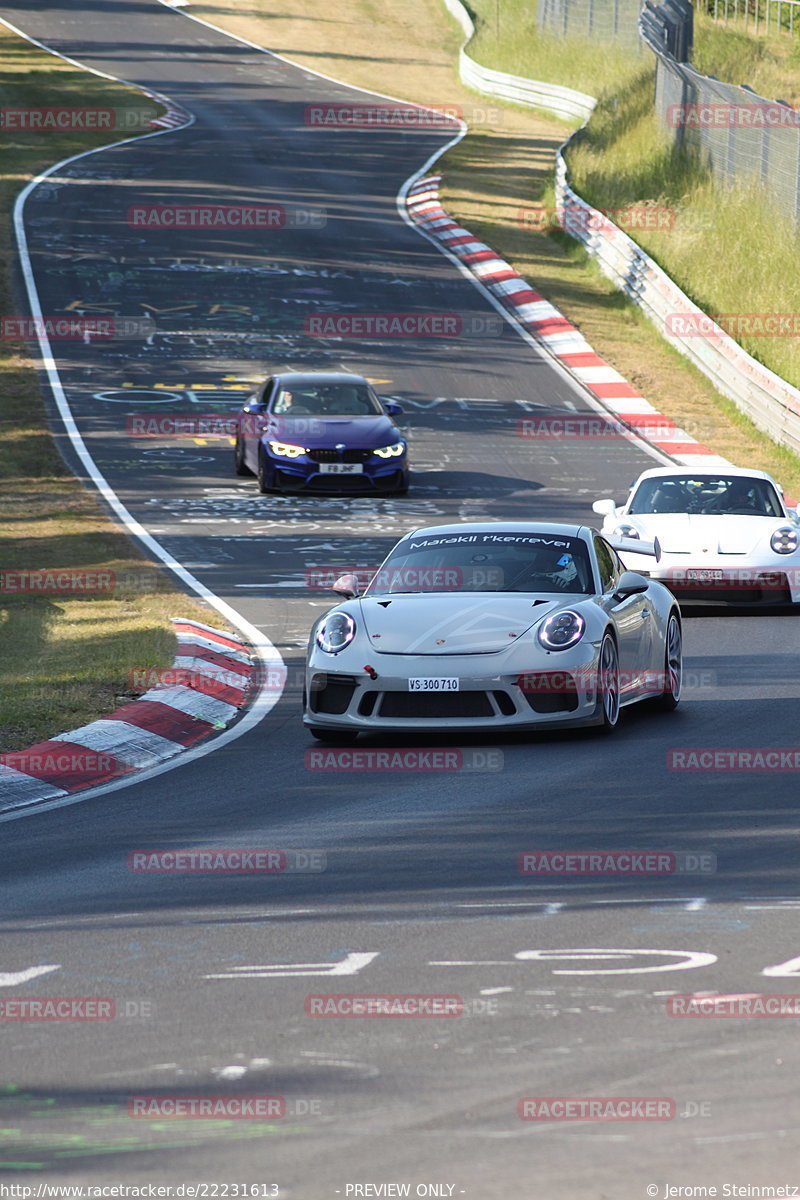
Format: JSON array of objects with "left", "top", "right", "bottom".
[{"left": 307, "top": 448, "right": 373, "bottom": 463}]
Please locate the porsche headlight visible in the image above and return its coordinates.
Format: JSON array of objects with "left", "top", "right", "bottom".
[
  {"left": 770, "top": 527, "right": 798, "bottom": 554},
  {"left": 373, "top": 441, "right": 405, "bottom": 459},
  {"left": 316, "top": 611, "right": 356, "bottom": 654},
  {"left": 613, "top": 524, "right": 639, "bottom": 539},
  {"left": 269, "top": 441, "right": 306, "bottom": 458},
  {"left": 538, "top": 610, "right": 586, "bottom": 651}
]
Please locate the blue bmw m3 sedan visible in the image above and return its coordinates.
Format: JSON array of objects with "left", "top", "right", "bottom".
[{"left": 234, "top": 371, "right": 409, "bottom": 495}]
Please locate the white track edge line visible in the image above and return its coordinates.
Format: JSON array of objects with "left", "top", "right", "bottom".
[{"left": 0, "top": 16, "right": 286, "bottom": 822}]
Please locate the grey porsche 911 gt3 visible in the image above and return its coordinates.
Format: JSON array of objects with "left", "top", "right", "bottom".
[{"left": 303, "top": 521, "right": 681, "bottom": 741}]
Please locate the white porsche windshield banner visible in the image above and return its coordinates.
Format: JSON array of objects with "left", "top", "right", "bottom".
[{"left": 406, "top": 533, "right": 578, "bottom": 552}]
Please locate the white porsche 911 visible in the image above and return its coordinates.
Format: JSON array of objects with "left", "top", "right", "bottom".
[
  {"left": 593, "top": 467, "right": 800, "bottom": 606},
  {"left": 303, "top": 522, "right": 682, "bottom": 741}
]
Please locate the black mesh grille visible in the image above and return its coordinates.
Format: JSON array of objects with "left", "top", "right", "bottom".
[
  {"left": 520, "top": 673, "right": 579, "bottom": 714},
  {"left": 378, "top": 691, "right": 494, "bottom": 719},
  {"left": 309, "top": 675, "right": 357, "bottom": 715},
  {"left": 308, "top": 448, "right": 372, "bottom": 463},
  {"left": 358, "top": 691, "right": 379, "bottom": 716},
  {"left": 669, "top": 575, "right": 791, "bottom": 604}
]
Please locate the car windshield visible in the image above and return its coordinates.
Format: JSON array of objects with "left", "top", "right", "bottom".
[
  {"left": 270, "top": 383, "right": 383, "bottom": 417},
  {"left": 364, "top": 531, "right": 594, "bottom": 595},
  {"left": 628, "top": 475, "right": 784, "bottom": 517}
]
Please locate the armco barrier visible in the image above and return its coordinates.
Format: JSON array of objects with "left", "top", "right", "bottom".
[
  {"left": 442, "top": 0, "right": 595, "bottom": 123},
  {"left": 554, "top": 149, "right": 800, "bottom": 457}
]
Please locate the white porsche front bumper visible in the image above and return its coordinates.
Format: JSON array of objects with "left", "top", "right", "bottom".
[{"left": 620, "top": 550, "right": 800, "bottom": 604}]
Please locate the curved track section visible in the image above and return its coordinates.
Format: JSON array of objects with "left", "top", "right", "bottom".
[{"left": 1, "top": 1, "right": 799, "bottom": 1192}]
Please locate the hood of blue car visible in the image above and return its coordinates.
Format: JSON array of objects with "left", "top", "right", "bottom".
[{"left": 261, "top": 414, "right": 401, "bottom": 450}]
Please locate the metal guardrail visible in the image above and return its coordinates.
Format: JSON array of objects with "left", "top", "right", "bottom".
[
  {"left": 442, "top": 0, "right": 596, "bottom": 122},
  {"left": 554, "top": 150, "right": 800, "bottom": 457}
]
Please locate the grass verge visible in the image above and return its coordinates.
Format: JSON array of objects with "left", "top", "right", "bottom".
[{"left": 0, "top": 24, "right": 226, "bottom": 753}]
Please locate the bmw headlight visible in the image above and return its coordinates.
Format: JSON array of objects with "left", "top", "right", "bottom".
[
  {"left": 613, "top": 524, "right": 639, "bottom": 539},
  {"left": 316, "top": 611, "right": 356, "bottom": 654},
  {"left": 538, "top": 610, "right": 586, "bottom": 651},
  {"left": 373, "top": 441, "right": 405, "bottom": 459},
  {"left": 269, "top": 441, "right": 306, "bottom": 458},
  {"left": 770, "top": 527, "right": 798, "bottom": 554}
]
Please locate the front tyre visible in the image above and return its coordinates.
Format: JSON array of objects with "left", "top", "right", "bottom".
[
  {"left": 654, "top": 611, "right": 682, "bottom": 711},
  {"left": 308, "top": 726, "right": 359, "bottom": 744},
  {"left": 234, "top": 435, "right": 253, "bottom": 476},
  {"left": 257, "top": 448, "right": 272, "bottom": 494},
  {"left": 596, "top": 632, "right": 620, "bottom": 733}
]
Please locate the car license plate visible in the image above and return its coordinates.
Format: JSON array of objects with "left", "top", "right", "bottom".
[
  {"left": 686, "top": 569, "right": 724, "bottom": 582},
  {"left": 408, "top": 678, "right": 459, "bottom": 692},
  {"left": 318, "top": 463, "right": 363, "bottom": 474}
]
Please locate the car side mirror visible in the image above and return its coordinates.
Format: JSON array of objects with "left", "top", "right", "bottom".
[
  {"left": 243, "top": 395, "right": 266, "bottom": 412},
  {"left": 592, "top": 498, "right": 617, "bottom": 516},
  {"left": 613, "top": 570, "right": 650, "bottom": 600},
  {"left": 332, "top": 573, "right": 360, "bottom": 599},
  {"left": 382, "top": 399, "right": 404, "bottom": 416}
]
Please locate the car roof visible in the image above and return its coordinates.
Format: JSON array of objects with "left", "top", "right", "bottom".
[
  {"left": 271, "top": 371, "right": 370, "bottom": 386},
  {"left": 400, "top": 521, "right": 592, "bottom": 540},
  {"left": 631, "top": 465, "right": 777, "bottom": 484}
]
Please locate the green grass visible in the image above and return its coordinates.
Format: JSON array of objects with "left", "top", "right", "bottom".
[
  {"left": 0, "top": 25, "right": 227, "bottom": 753},
  {"left": 467, "top": 0, "right": 645, "bottom": 98},
  {"left": 691, "top": 8, "right": 800, "bottom": 106},
  {"left": 562, "top": 20, "right": 800, "bottom": 392}
]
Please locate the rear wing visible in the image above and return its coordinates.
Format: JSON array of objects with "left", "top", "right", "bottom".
[{"left": 609, "top": 535, "right": 662, "bottom": 563}]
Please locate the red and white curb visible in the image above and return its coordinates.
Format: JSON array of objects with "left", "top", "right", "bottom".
[
  {"left": 0, "top": 619, "right": 255, "bottom": 811},
  {"left": 406, "top": 175, "right": 730, "bottom": 468},
  {"left": 143, "top": 87, "right": 190, "bottom": 130}
]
